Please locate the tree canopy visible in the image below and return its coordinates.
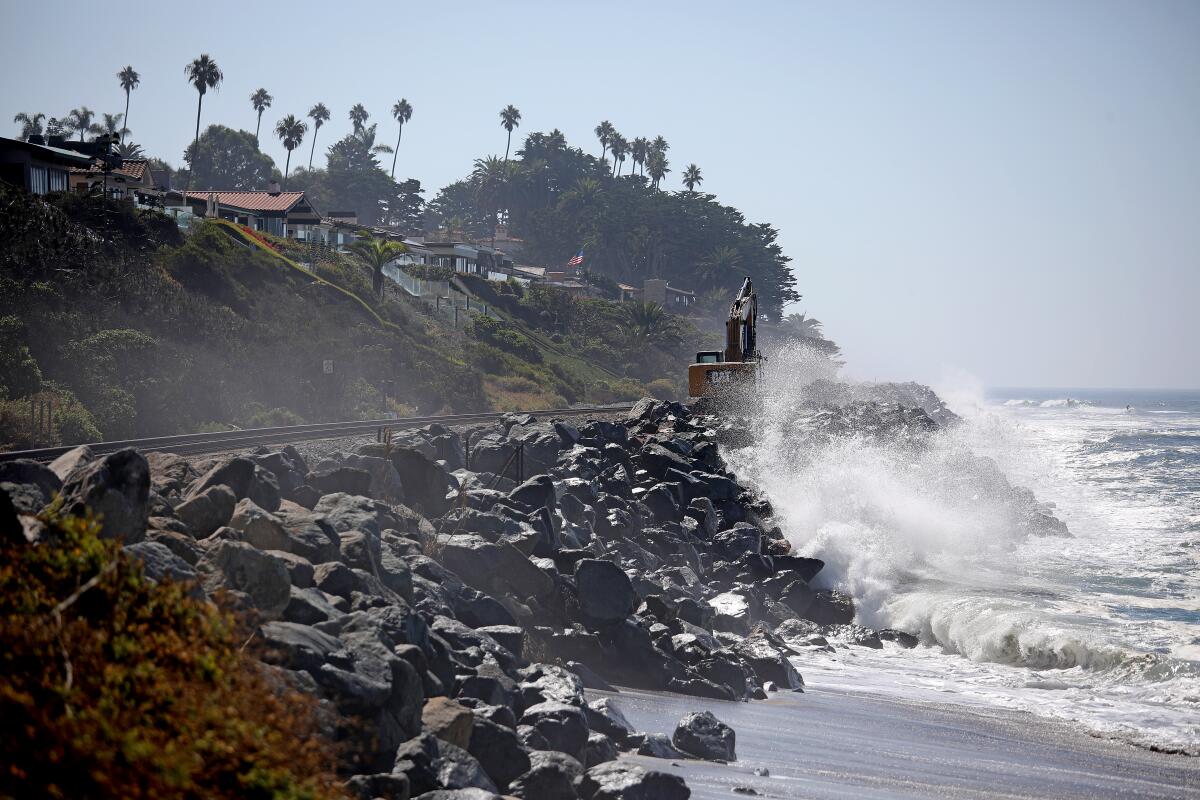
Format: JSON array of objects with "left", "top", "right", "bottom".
[
  {"left": 183, "top": 124, "right": 279, "bottom": 191},
  {"left": 435, "top": 129, "right": 798, "bottom": 318},
  {"left": 287, "top": 130, "right": 423, "bottom": 229}
]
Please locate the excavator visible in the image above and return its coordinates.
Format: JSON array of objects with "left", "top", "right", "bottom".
[{"left": 688, "top": 276, "right": 761, "bottom": 397}]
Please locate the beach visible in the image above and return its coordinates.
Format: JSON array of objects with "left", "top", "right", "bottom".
[{"left": 601, "top": 685, "right": 1200, "bottom": 799}]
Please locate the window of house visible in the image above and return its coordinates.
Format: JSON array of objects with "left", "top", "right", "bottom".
[
  {"left": 48, "top": 168, "right": 68, "bottom": 193},
  {"left": 30, "top": 166, "right": 48, "bottom": 195}
]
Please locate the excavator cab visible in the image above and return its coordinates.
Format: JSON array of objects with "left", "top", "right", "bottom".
[{"left": 688, "top": 277, "right": 761, "bottom": 397}]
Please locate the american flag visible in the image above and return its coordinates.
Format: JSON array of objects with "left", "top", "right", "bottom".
[{"left": 566, "top": 249, "right": 584, "bottom": 267}]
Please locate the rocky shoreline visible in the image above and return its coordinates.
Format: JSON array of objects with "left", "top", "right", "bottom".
[{"left": 0, "top": 394, "right": 1064, "bottom": 799}]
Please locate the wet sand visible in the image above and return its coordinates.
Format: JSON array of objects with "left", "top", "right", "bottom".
[{"left": 594, "top": 686, "right": 1200, "bottom": 799}]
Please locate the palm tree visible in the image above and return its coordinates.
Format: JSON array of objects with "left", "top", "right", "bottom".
[
  {"left": 306, "top": 102, "right": 330, "bottom": 169},
  {"left": 499, "top": 104, "right": 521, "bottom": 163},
  {"left": 250, "top": 88, "right": 272, "bottom": 144},
  {"left": 782, "top": 313, "right": 841, "bottom": 356},
  {"left": 649, "top": 135, "right": 669, "bottom": 157},
  {"left": 349, "top": 236, "right": 408, "bottom": 299},
  {"left": 698, "top": 245, "right": 740, "bottom": 286},
  {"left": 783, "top": 313, "right": 824, "bottom": 338},
  {"left": 349, "top": 103, "right": 369, "bottom": 133},
  {"left": 117, "top": 66, "right": 139, "bottom": 144},
  {"left": 620, "top": 301, "right": 680, "bottom": 346},
  {"left": 184, "top": 54, "right": 223, "bottom": 187},
  {"left": 609, "top": 133, "right": 629, "bottom": 177},
  {"left": 390, "top": 98, "right": 413, "bottom": 179},
  {"left": 594, "top": 120, "right": 615, "bottom": 161},
  {"left": 116, "top": 141, "right": 145, "bottom": 159},
  {"left": 646, "top": 150, "right": 670, "bottom": 190},
  {"left": 631, "top": 137, "right": 648, "bottom": 176},
  {"left": 66, "top": 107, "right": 100, "bottom": 141},
  {"left": 353, "top": 123, "right": 394, "bottom": 157},
  {"left": 101, "top": 112, "right": 128, "bottom": 139},
  {"left": 682, "top": 163, "right": 703, "bottom": 192},
  {"left": 274, "top": 114, "right": 307, "bottom": 187},
  {"left": 558, "top": 176, "right": 603, "bottom": 215},
  {"left": 13, "top": 112, "right": 45, "bottom": 140},
  {"left": 471, "top": 155, "right": 516, "bottom": 247}
]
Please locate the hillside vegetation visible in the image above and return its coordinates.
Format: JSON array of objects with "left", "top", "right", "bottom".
[{"left": 0, "top": 188, "right": 697, "bottom": 448}]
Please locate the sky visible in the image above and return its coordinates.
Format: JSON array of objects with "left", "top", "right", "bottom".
[{"left": 2, "top": 0, "right": 1198, "bottom": 389}]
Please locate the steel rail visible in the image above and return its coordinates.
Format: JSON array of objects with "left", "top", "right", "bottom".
[{"left": 0, "top": 404, "right": 635, "bottom": 463}]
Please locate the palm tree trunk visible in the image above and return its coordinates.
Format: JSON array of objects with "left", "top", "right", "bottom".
[
  {"left": 309, "top": 125, "right": 319, "bottom": 169},
  {"left": 188, "top": 93, "right": 204, "bottom": 189},
  {"left": 391, "top": 125, "right": 401, "bottom": 179},
  {"left": 255, "top": 111, "right": 262, "bottom": 145},
  {"left": 504, "top": 131, "right": 512, "bottom": 163},
  {"left": 284, "top": 149, "right": 291, "bottom": 188},
  {"left": 122, "top": 91, "right": 130, "bottom": 144}
]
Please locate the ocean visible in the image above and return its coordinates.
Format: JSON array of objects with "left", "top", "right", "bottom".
[{"left": 731, "top": 376, "right": 1200, "bottom": 753}]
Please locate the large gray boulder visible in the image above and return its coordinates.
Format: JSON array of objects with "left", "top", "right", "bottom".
[
  {"left": 228, "top": 497, "right": 290, "bottom": 550},
  {"left": 309, "top": 464, "right": 373, "bottom": 498},
  {"left": 314, "top": 492, "right": 390, "bottom": 537},
  {"left": 187, "top": 455, "right": 280, "bottom": 512},
  {"left": 732, "top": 630, "right": 804, "bottom": 690},
  {"left": 467, "top": 714, "right": 531, "bottom": 789},
  {"left": 671, "top": 710, "right": 736, "bottom": 762},
  {"left": 259, "top": 620, "right": 343, "bottom": 672},
  {"left": 275, "top": 502, "right": 341, "bottom": 563},
  {"left": 200, "top": 539, "right": 291, "bottom": 617},
  {"left": 48, "top": 445, "right": 94, "bottom": 483},
  {"left": 521, "top": 701, "right": 590, "bottom": 763},
  {"left": 437, "top": 534, "right": 553, "bottom": 601},
  {"left": 519, "top": 663, "right": 584, "bottom": 708},
  {"left": 388, "top": 446, "right": 453, "bottom": 517},
  {"left": 575, "top": 559, "right": 637, "bottom": 623},
  {"left": 0, "top": 459, "right": 62, "bottom": 513},
  {"left": 583, "top": 698, "right": 636, "bottom": 748},
  {"left": 344, "top": 453, "right": 406, "bottom": 504},
  {"left": 123, "top": 541, "right": 198, "bottom": 586},
  {"left": 58, "top": 448, "right": 150, "bottom": 542},
  {"left": 509, "top": 474, "right": 556, "bottom": 511},
  {"left": 508, "top": 751, "right": 583, "bottom": 800},
  {"left": 577, "top": 761, "right": 689, "bottom": 800},
  {"left": 174, "top": 484, "right": 236, "bottom": 538}
]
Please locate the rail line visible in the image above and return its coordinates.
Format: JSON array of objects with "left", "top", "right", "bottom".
[{"left": 0, "top": 404, "right": 635, "bottom": 463}]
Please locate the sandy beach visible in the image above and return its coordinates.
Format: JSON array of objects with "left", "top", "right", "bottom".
[{"left": 598, "top": 686, "right": 1200, "bottom": 799}]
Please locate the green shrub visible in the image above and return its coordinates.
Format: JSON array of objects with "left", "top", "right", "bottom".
[
  {"left": 54, "top": 400, "right": 103, "bottom": 445},
  {"left": 0, "top": 510, "right": 346, "bottom": 799},
  {"left": 0, "top": 315, "right": 42, "bottom": 398},
  {"left": 245, "top": 406, "right": 305, "bottom": 428},
  {"left": 645, "top": 377, "right": 678, "bottom": 400},
  {"left": 469, "top": 316, "right": 543, "bottom": 364}
]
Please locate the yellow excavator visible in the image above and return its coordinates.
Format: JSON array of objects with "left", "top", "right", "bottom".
[{"left": 688, "top": 276, "right": 761, "bottom": 397}]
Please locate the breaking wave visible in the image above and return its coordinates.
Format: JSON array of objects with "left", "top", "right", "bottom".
[{"left": 726, "top": 347, "right": 1200, "bottom": 751}]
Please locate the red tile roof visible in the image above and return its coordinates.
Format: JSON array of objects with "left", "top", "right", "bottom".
[
  {"left": 116, "top": 159, "right": 149, "bottom": 180},
  {"left": 183, "top": 190, "right": 307, "bottom": 213},
  {"left": 71, "top": 158, "right": 147, "bottom": 182}
]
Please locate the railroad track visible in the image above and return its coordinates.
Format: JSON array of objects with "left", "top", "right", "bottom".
[{"left": 0, "top": 404, "right": 635, "bottom": 463}]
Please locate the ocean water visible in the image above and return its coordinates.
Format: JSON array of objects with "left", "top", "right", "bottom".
[{"left": 730, "top": 362, "right": 1200, "bottom": 753}]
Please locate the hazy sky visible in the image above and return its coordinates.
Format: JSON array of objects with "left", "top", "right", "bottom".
[{"left": 2, "top": 1, "right": 1197, "bottom": 389}]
